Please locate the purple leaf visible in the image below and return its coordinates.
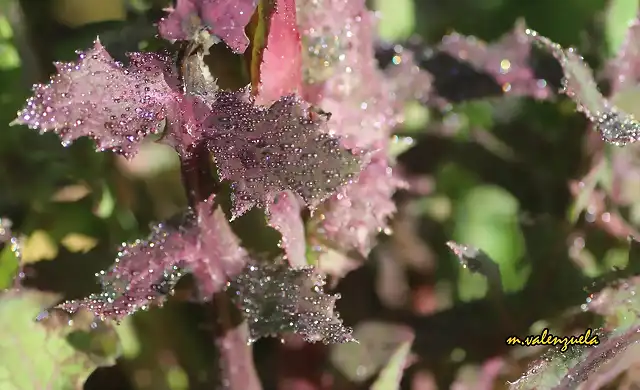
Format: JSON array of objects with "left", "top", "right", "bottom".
[
  {"left": 267, "top": 191, "right": 308, "bottom": 267},
  {"left": 205, "top": 88, "right": 363, "bottom": 219},
  {"left": 158, "top": 0, "right": 259, "bottom": 53},
  {"left": 312, "top": 151, "right": 403, "bottom": 256},
  {"left": 229, "top": 262, "right": 354, "bottom": 343},
  {"left": 526, "top": 29, "right": 640, "bottom": 146},
  {"left": 58, "top": 196, "right": 249, "bottom": 320},
  {"left": 437, "top": 20, "right": 551, "bottom": 103},
  {"left": 12, "top": 40, "right": 175, "bottom": 159}
]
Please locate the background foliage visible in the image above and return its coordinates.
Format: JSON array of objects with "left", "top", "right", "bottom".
[{"left": 3, "top": 0, "right": 640, "bottom": 389}]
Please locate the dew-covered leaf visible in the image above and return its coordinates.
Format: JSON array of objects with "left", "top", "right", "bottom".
[
  {"left": 298, "top": 0, "right": 398, "bottom": 149},
  {"left": 267, "top": 191, "right": 307, "bottom": 267},
  {"left": 384, "top": 49, "right": 433, "bottom": 105},
  {"left": 446, "top": 241, "right": 503, "bottom": 297},
  {"left": 251, "top": 0, "right": 302, "bottom": 104},
  {"left": 311, "top": 151, "right": 403, "bottom": 256},
  {"left": 0, "top": 289, "right": 120, "bottom": 389},
  {"left": 158, "top": 0, "right": 259, "bottom": 54},
  {"left": 435, "top": 20, "right": 551, "bottom": 102},
  {"left": 330, "top": 321, "right": 413, "bottom": 383},
  {"left": 12, "top": 40, "right": 174, "bottom": 159},
  {"left": 58, "top": 196, "right": 249, "bottom": 320},
  {"left": 228, "top": 262, "right": 354, "bottom": 343},
  {"left": 509, "top": 326, "right": 639, "bottom": 390},
  {"left": 527, "top": 29, "right": 640, "bottom": 146},
  {"left": 205, "top": 88, "right": 363, "bottom": 219}
]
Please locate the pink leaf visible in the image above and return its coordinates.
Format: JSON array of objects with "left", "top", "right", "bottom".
[
  {"left": 158, "top": 0, "right": 259, "bottom": 53},
  {"left": 313, "top": 150, "right": 403, "bottom": 256},
  {"left": 384, "top": 49, "right": 433, "bottom": 104},
  {"left": 216, "top": 321, "right": 262, "bottom": 390},
  {"left": 299, "top": 5, "right": 397, "bottom": 149},
  {"left": 205, "top": 88, "right": 363, "bottom": 219},
  {"left": 437, "top": 20, "right": 551, "bottom": 102},
  {"left": 230, "top": 262, "right": 354, "bottom": 343},
  {"left": 58, "top": 196, "right": 249, "bottom": 320},
  {"left": 13, "top": 40, "right": 175, "bottom": 159},
  {"left": 255, "top": 0, "right": 302, "bottom": 105},
  {"left": 267, "top": 191, "right": 307, "bottom": 267}
]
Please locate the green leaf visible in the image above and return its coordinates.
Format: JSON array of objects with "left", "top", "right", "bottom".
[
  {"left": 330, "top": 322, "right": 414, "bottom": 384},
  {"left": 605, "top": 0, "right": 639, "bottom": 57},
  {"left": 453, "top": 185, "right": 529, "bottom": 301},
  {"left": 0, "top": 289, "right": 120, "bottom": 389},
  {"left": 370, "top": 339, "right": 414, "bottom": 390},
  {"left": 372, "top": 0, "right": 415, "bottom": 41}
]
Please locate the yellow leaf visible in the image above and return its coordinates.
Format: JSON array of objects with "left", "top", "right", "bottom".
[
  {"left": 52, "top": 0, "right": 126, "bottom": 27},
  {"left": 60, "top": 233, "right": 98, "bottom": 253},
  {"left": 21, "top": 230, "right": 58, "bottom": 263}
]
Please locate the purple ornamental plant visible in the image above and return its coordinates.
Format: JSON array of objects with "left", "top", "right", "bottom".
[{"left": 12, "top": 0, "right": 640, "bottom": 387}]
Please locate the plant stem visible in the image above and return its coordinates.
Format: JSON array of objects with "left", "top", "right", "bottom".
[{"left": 179, "top": 144, "right": 262, "bottom": 390}]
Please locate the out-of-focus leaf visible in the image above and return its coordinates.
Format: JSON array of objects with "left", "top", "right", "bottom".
[
  {"left": 266, "top": 191, "right": 307, "bottom": 267},
  {"left": 527, "top": 29, "right": 640, "bottom": 146},
  {"left": 216, "top": 320, "right": 262, "bottom": 390},
  {"left": 0, "top": 289, "right": 120, "bottom": 389},
  {"left": 370, "top": 334, "right": 414, "bottom": 390},
  {"left": 158, "top": 0, "right": 258, "bottom": 53},
  {"left": 60, "top": 233, "right": 98, "bottom": 253},
  {"left": 568, "top": 160, "right": 606, "bottom": 223},
  {"left": 20, "top": 230, "right": 58, "bottom": 263},
  {"left": 605, "top": 0, "right": 639, "bottom": 57},
  {"left": 446, "top": 241, "right": 503, "bottom": 299},
  {"left": 451, "top": 358, "right": 504, "bottom": 390},
  {"left": 389, "top": 136, "right": 415, "bottom": 159},
  {"left": 52, "top": 0, "right": 126, "bottom": 27},
  {"left": 330, "top": 321, "right": 413, "bottom": 383},
  {"left": 453, "top": 185, "right": 528, "bottom": 301},
  {"left": 50, "top": 183, "right": 91, "bottom": 202},
  {"left": 372, "top": 0, "right": 415, "bottom": 41},
  {"left": 0, "top": 244, "right": 19, "bottom": 289}
]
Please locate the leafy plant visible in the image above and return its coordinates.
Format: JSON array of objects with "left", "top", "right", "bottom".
[{"left": 8, "top": 0, "right": 640, "bottom": 389}]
